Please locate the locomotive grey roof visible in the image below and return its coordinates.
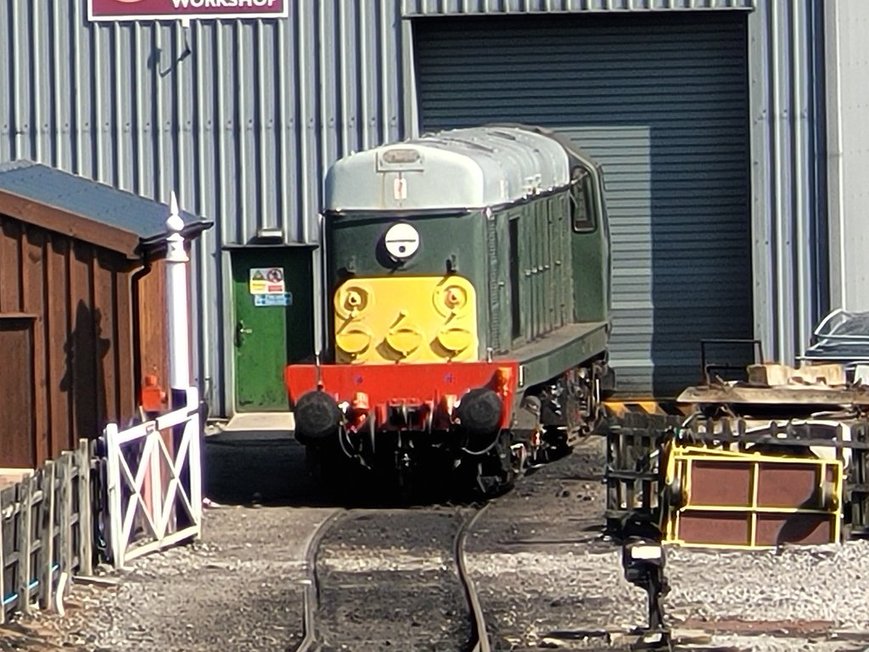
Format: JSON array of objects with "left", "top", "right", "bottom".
[{"left": 323, "top": 126, "right": 573, "bottom": 213}]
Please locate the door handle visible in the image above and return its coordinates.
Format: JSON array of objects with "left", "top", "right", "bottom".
[{"left": 235, "top": 320, "right": 253, "bottom": 346}]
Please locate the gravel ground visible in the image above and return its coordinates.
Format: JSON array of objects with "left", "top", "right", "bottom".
[
  {"left": 315, "top": 508, "right": 474, "bottom": 650},
  {"left": 4, "top": 432, "right": 869, "bottom": 651},
  {"left": 4, "top": 504, "right": 334, "bottom": 652},
  {"left": 1, "top": 433, "right": 336, "bottom": 652},
  {"left": 467, "top": 436, "right": 869, "bottom": 651}
]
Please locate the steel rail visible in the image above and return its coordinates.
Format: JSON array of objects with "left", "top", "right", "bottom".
[
  {"left": 455, "top": 503, "right": 493, "bottom": 652},
  {"left": 294, "top": 510, "right": 343, "bottom": 652},
  {"left": 296, "top": 503, "right": 493, "bottom": 651}
]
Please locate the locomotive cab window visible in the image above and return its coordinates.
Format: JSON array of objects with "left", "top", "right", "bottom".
[{"left": 570, "top": 167, "right": 596, "bottom": 233}]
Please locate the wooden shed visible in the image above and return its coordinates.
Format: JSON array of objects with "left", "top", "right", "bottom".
[{"left": 0, "top": 161, "right": 211, "bottom": 469}]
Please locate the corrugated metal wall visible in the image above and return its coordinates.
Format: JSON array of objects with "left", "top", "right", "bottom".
[
  {"left": 403, "top": 1, "right": 829, "bottom": 371},
  {"left": 402, "top": 0, "right": 755, "bottom": 14},
  {"left": 0, "top": 0, "right": 834, "bottom": 410},
  {"left": 413, "top": 12, "right": 753, "bottom": 396},
  {"left": 747, "top": 0, "right": 828, "bottom": 364},
  {"left": 0, "top": 1, "right": 409, "bottom": 238},
  {"left": 826, "top": 0, "right": 869, "bottom": 313},
  {"left": 0, "top": 0, "right": 411, "bottom": 415}
]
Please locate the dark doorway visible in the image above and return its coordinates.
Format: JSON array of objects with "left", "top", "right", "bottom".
[{"left": 0, "top": 317, "right": 35, "bottom": 467}]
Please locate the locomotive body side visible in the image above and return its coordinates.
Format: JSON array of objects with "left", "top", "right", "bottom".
[{"left": 285, "top": 125, "right": 612, "bottom": 492}]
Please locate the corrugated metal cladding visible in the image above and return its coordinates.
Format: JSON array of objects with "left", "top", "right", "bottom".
[
  {"left": 411, "top": 0, "right": 831, "bottom": 394},
  {"left": 826, "top": 0, "right": 869, "bottom": 313},
  {"left": 413, "top": 12, "right": 753, "bottom": 396},
  {"left": 0, "top": 0, "right": 411, "bottom": 415},
  {"left": 747, "top": 1, "right": 827, "bottom": 364},
  {"left": 0, "top": 0, "right": 830, "bottom": 408},
  {"left": 402, "top": 0, "right": 755, "bottom": 14}
]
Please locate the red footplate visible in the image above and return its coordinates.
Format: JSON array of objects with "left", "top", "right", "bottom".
[{"left": 285, "top": 361, "right": 519, "bottom": 429}]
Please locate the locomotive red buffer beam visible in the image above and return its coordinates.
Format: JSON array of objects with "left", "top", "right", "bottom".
[{"left": 285, "top": 362, "right": 519, "bottom": 444}]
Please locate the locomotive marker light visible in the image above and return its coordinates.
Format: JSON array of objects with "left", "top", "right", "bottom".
[
  {"left": 621, "top": 537, "right": 672, "bottom": 651},
  {"left": 383, "top": 222, "right": 420, "bottom": 261}
]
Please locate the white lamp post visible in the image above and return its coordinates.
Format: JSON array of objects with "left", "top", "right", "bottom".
[{"left": 165, "top": 191, "right": 190, "bottom": 406}]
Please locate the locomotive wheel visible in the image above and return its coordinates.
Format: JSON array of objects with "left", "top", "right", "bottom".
[
  {"left": 574, "top": 366, "right": 605, "bottom": 437},
  {"left": 542, "top": 426, "right": 574, "bottom": 461},
  {"left": 473, "top": 430, "right": 516, "bottom": 498}
]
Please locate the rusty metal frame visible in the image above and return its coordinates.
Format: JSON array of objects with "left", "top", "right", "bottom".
[
  {"left": 604, "top": 407, "right": 869, "bottom": 543},
  {"left": 662, "top": 444, "right": 843, "bottom": 549}
]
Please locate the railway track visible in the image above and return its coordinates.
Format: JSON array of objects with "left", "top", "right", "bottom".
[{"left": 294, "top": 504, "right": 491, "bottom": 651}]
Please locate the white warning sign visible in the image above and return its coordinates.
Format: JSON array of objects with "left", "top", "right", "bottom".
[{"left": 249, "top": 267, "right": 285, "bottom": 295}]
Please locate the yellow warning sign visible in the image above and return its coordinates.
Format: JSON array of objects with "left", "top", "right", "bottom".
[{"left": 249, "top": 267, "right": 285, "bottom": 295}]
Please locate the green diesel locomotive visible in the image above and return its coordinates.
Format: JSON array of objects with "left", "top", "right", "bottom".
[{"left": 286, "top": 124, "right": 613, "bottom": 493}]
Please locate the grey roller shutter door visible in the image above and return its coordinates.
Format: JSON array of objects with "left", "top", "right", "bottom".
[{"left": 413, "top": 12, "right": 752, "bottom": 397}]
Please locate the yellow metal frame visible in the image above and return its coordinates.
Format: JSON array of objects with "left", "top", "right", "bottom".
[{"left": 662, "top": 444, "right": 843, "bottom": 550}]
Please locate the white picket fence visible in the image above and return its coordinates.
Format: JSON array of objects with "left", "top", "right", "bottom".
[{"left": 104, "top": 387, "right": 202, "bottom": 568}]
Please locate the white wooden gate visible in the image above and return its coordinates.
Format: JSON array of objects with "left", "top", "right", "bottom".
[{"left": 104, "top": 387, "right": 202, "bottom": 568}]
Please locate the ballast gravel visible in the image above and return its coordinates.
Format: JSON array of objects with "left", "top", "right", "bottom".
[
  {"left": 2, "top": 434, "right": 338, "bottom": 652},
  {"left": 4, "top": 504, "right": 335, "bottom": 652},
  {"left": 467, "top": 541, "right": 869, "bottom": 648},
  {"left": 3, "top": 434, "right": 869, "bottom": 651},
  {"left": 466, "top": 438, "right": 869, "bottom": 650}
]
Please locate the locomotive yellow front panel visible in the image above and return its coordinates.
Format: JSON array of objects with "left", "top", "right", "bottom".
[{"left": 333, "top": 276, "right": 478, "bottom": 364}]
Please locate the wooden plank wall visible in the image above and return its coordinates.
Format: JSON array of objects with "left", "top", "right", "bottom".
[
  {"left": 0, "top": 216, "right": 138, "bottom": 466},
  {"left": 136, "top": 258, "right": 170, "bottom": 409}
]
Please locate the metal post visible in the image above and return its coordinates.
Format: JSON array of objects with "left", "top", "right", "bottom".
[{"left": 166, "top": 192, "right": 191, "bottom": 409}]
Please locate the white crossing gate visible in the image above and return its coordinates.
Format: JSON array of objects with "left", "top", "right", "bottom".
[{"left": 104, "top": 387, "right": 202, "bottom": 568}]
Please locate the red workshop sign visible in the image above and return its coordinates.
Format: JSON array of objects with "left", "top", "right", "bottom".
[{"left": 88, "top": 0, "right": 288, "bottom": 21}]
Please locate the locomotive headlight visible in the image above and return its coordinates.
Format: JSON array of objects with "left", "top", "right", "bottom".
[
  {"left": 335, "top": 285, "right": 371, "bottom": 319},
  {"left": 383, "top": 222, "right": 420, "bottom": 262},
  {"left": 434, "top": 282, "right": 470, "bottom": 318},
  {"left": 443, "top": 286, "right": 468, "bottom": 311},
  {"left": 345, "top": 289, "right": 364, "bottom": 309}
]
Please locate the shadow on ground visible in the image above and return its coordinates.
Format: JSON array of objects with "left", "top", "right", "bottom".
[
  {"left": 203, "top": 430, "right": 485, "bottom": 508},
  {"left": 203, "top": 430, "right": 322, "bottom": 506}
]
